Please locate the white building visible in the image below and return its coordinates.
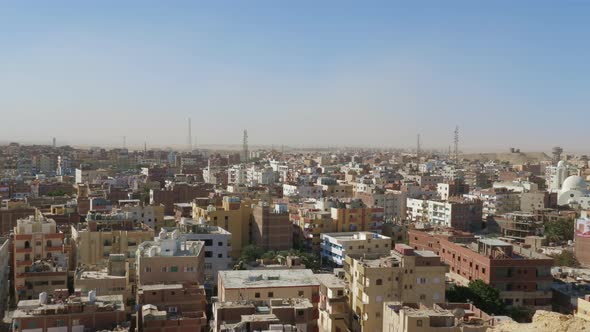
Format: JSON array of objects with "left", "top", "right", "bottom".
[
  {"left": 321, "top": 232, "right": 391, "bottom": 266},
  {"left": 177, "top": 218, "right": 232, "bottom": 289},
  {"left": 227, "top": 165, "right": 247, "bottom": 185}
]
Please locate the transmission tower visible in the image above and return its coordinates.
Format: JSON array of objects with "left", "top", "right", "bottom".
[
  {"left": 243, "top": 130, "right": 249, "bottom": 162},
  {"left": 454, "top": 126, "right": 459, "bottom": 164}
]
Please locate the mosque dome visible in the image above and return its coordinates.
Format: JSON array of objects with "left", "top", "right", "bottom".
[{"left": 561, "top": 176, "right": 589, "bottom": 193}]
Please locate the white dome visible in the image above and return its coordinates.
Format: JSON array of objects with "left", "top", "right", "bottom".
[
  {"left": 561, "top": 176, "right": 588, "bottom": 192},
  {"left": 557, "top": 160, "right": 566, "bottom": 168}
]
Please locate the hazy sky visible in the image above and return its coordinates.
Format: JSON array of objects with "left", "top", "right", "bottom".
[{"left": 1, "top": 1, "right": 589, "bottom": 151}]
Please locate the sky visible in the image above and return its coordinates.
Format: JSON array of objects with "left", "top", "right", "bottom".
[{"left": 0, "top": 1, "right": 589, "bottom": 152}]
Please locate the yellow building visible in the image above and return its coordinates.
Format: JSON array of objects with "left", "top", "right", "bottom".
[
  {"left": 193, "top": 196, "right": 254, "bottom": 259},
  {"left": 13, "top": 215, "right": 68, "bottom": 302},
  {"left": 316, "top": 270, "right": 349, "bottom": 332},
  {"left": 292, "top": 208, "right": 335, "bottom": 251},
  {"left": 344, "top": 244, "right": 448, "bottom": 332},
  {"left": 71, "top": 213, "right": 154, "bottom": 286},
  {"left": 331, "top": 199, "right": 384, "bottom": 233},
  {"left": 577, "top": 295, "right": 590, "bottom": 321}
]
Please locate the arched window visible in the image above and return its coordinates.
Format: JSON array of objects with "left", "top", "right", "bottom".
[
  {"left": 24, "top": 241, "right": 30, "bottom": 249},
  {"left": 376, "top": 279, "right": 383, "bottom": 286},
  {"left": 46, "top": 240, "right": 52, "bottom": 248}
]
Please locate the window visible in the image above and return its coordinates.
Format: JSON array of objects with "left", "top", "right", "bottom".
[
  {"left": 255, "top": 292, "right": 260, "bottom": 298},
  {"left": 337, "top": 290, "right": 344, "bottom": 296},
  {"left": 268, "top": 292, "right": 274, "bottom": 297},
  {"left": 376, "top": 279, "right": 383, "bottom": 285},
  {"left": 376, "top": 312, "right": 381, "bottom": 318},
  {"left": 170, "top": 266, "right": 178, "bottom": 272},
  {"left": 218, "top": 241, "right": 223, "bottom": 246},
  {"left": 297, "top": 310, "right": 304, "bottom": 316},
  {"left": 46, "top": 240, "right": 52, "bottom": 247},
  {"left": 204, "top": 239, "right": 213, "bottom": 246},
  {"left": 218, "top": 253, "right": 223, "bottom": 258},
  {"left": 298, "top": 291, "right": 304, "bottom": 296},
  {"left": 204, "top": 263, "right": 212, "bottom": 270},
  {"left": 205, "top": 251, "right": 213, "bottom": 258},
  {"left": 145, "top": 267, "right": 152, "bottom": 272},
  {"left": 417, "top": 320, "right": 423, "bottom": 327},
  {"left": 420, "top": 294, "right": 426, "bottom": 300}
]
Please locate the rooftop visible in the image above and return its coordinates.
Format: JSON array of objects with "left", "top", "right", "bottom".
[
  {"left": 14, "top": 295, "right": 124, "bottom": 318},
  {"left": 219, "top": 269, "right": 319, "bottom": 289}
]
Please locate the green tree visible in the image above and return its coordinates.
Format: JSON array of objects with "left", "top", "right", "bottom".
[
  {"left": 545, "top": 218, "right": 574, "bottom": 244},
  {"left": 446, "top": 280, "right": 505, "bottom": 315},
  {"left": 552, "top": 250, "right": 580, "bottom": 267},
  {"left": 240, "top": 245, "right": 265, "bottom": 263},
  {"left": 468, "top": 279, "right": 505, "bottom": 315},
  {"left": 506, "top": 306, "right": 535, "bottom": 323},
  {"left": 47, "top": 189, "right": 66, "bottom": 197}
]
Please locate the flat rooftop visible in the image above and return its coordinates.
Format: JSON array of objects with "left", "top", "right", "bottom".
[
  {"left": 322, "top": 231, "right": 390, "bottom": 241},
  {"left": 315, "top": 273, "right": 346, "bottom": 289},
  {"left": 219, "top": 269, "right": 319, "bottom": 289}
]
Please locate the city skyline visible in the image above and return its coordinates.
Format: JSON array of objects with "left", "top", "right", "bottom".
[{"left": 1, "top": 1, "right": 589, "bottom": 150}]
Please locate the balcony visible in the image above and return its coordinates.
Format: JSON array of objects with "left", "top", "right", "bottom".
[
  {"left": 15, "top": 247, "right": 32, "bottom": 253},
  {"left": 16, "top": 260, "right": 32, "bottom": 267},
  {"left": 46, "top": 246, "right": 63, "bottom": 252}
]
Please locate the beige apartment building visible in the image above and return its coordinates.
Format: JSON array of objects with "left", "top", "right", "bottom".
[
  {"left": 344, "top": 244, "right": 448, "bottom": 332},
  {"left": 13, "top": 214, "right": 68, "bottom": 302},
  {"left": 317, "top": 270, "right": 349, "bottom": 332},
  {"left": 193, "top": 196, "right": 254, "bottom": 259},
  {"left": 74, "top": 254, "right": 132, "bottom": 305},
  {"left": 136, "top": 229, "right": 204, "bottom": 286},
  {"left": 218, "top": 269, "right": 320, "bottom": 305},
  {"left": 382, "top": 302, "right": 492, "bottom": 332}
]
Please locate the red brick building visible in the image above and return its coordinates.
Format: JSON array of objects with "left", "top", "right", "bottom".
[{"left": 409, "top": 228, "right": 553, "bottom": 309}]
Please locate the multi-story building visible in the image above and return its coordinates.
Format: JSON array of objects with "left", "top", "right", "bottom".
[
  {"left": 0, "top": 237, "right": 10, "bottom": 319},
  {"left": 71, "top": 212, "right": 154, "bottom": 287},
  {"left": 316, "top": 270, "right": 349, "bottom": 332},
  {"left": 405, "top": 174, "right": 444, "bottom": 187},
  {"left": 12, "top": 294, "right": 127, "bottom": 332},
  {"left": 118, "top": 200, "right": 164, "bottom": 230},
  {"left": 291, "top": 207, "right": 334, "bottom": 251},
  {"left": 0, "top": 203, "right": 36, "bottom": 235},
  {"left": 177, "top": 218, "right": 232, "bottom": 290},
  {"left": 218, "top": 269, "right": 320, "bottom": 306},
  {"left": 212, "top": 298, "right": 316, "bottom": 332},
  {"left": 409, "top": 228, "right": 553, "bottom": 309},
  {"left": 252, "top": 203, "right": 293, "bottom": 251},
  {"left": 437, "top": 180, "right": 470, "bottom": 200},
  {"left": 382, "top": 302, "right": 492, "bottom": 332},
  {"left": 283, "top": 183, "right": 323, "bottom": 199},
  {"left": 193, "top": 196, "right": 253, "bottom": 259},
  {"left": 138, "top": 283, "right": 208, "bottom": 332},
  {"left": 136, "top": 229, "right": 205, "bottom": 286},
  {"left": 355, "top": 189, "right": 407, "bottom": 222},
  {"left": 321, "top": 232, "right": 391, "bottom": 266},
  {"left": 465, "top": 188, "right": 520, "bottom": 220},
  {"left": 74, "top": 254, "right": 132, "bottom": 304},
  {"left": 331, "top": 199, "right": 384, "bottom": 233},
  {"left": 344, "top": 244, "right": 448, "bottom": 332},
  {"left": 13, "top": 215, "right": 68, "bottom": 302},
  {"left": 150, "top": 182, "right": 214, "bottom": 214},
  {"left": 406, "top": 197, "right": 483, "bottom": 232},
  {"left": 227, "top": 164, "right": 247, "bottom": 185}
]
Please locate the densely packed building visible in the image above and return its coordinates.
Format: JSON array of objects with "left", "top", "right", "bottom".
[{"left": 1, "top": 142, "right": 590, "bottom": 331}]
